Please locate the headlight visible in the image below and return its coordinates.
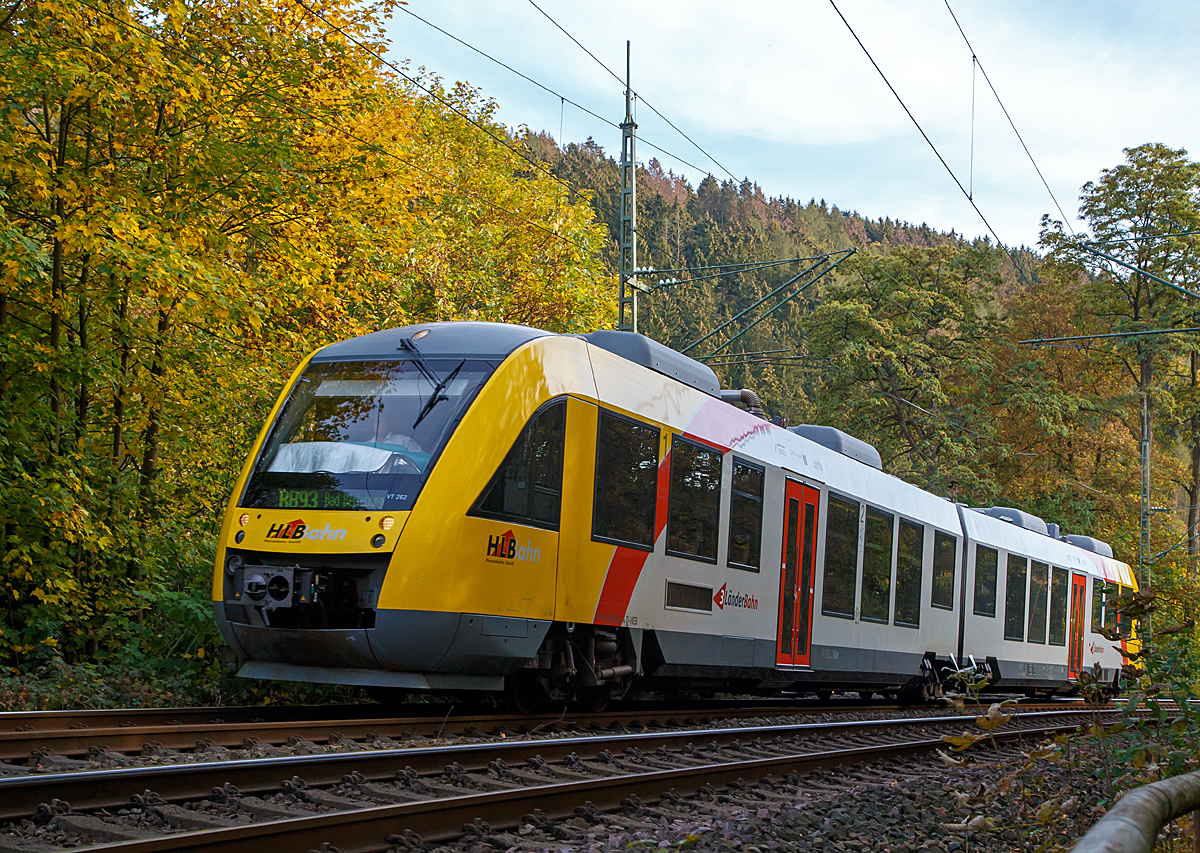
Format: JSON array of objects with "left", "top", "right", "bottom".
[{"left": 379, "top": 516, "right": 395, "bottom": 531}]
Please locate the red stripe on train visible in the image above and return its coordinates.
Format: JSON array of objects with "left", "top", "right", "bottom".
[{"left": 593, "top": 449, "right": 672, "bottom": 626}]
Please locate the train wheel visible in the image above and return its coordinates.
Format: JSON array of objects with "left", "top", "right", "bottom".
[
  {"left": 815, "top": 689, "right": 833, "bottom": 702},
  {"left": 504, "top": 673, "right": 542, "bottom": 715},
  {"left": 577, "top": 684, "right": 611, "bottom": 713}
]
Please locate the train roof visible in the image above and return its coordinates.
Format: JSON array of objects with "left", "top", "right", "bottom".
[
  {"left": 311, "top": 322, "right": 554, "bottom": 362},
  {"left": 957, "top": 507, "right": 1134, "bottom": 585}
]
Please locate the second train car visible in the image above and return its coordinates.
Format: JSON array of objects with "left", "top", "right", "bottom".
[{"left": 213, "top": 322, "right": 1135, "bottom": 707}]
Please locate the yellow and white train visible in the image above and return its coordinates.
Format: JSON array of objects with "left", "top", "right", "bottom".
[{"left": 213, "top": 322, "right": 1135, "bottom": 706}]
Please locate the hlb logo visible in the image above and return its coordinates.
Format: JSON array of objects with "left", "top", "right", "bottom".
[
  {"left": 486, "top": 529, "right": 540, "bottom": 563},
  {"left": 713, "top": 582, "right": 759, "bottom": 611},
  {"left": 265, "top": 518, "right": 347, "bottom": 542}
]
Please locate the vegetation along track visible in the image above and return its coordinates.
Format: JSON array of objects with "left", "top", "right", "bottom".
[{"left": 0, "top": 708, "right": 1109, "bottom": 852}]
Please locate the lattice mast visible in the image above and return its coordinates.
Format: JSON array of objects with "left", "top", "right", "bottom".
[{"left": 617, "top": 41, "right": 638, "bottom": 332}]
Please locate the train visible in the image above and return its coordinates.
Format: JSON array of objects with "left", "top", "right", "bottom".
[{"left": 212, "top": 321, "right": 1136, "bottom": 708}]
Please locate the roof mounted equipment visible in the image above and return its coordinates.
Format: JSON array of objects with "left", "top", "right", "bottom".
[{"left": 788, "top": 425, "right": 883, "bottom": 471}]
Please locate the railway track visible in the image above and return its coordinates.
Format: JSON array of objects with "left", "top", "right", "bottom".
[
  {"left": 0, "top": 698, "right": 1080, "bottom": 765},
  {"left": 0, "top": 707, "right": 1106, "bottom": 852}
]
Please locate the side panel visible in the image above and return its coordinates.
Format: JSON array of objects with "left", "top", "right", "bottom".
[{"left": 375, "top": 336, "right": 595, "bottom": 617}]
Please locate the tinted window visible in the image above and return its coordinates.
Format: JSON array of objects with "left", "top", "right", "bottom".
[
  {"left": 1091, "top": 579, "right": 1105, "bottom": 633},
  {"left": 821, "top": 494, "right": 859, "bottom": 619},
  {"left": 1004, "top": 555, "right": 1027, "bottom": 641},
  {"left": 727, "top": 461, "right": 764, "bottom": 570},
  {"left": 472, "top": 400, "right": 566, "bottom": 528},
  {"left": 1048, "top": 567, "right": 1068, "bottom": 646},
  {"left": 931, "top": 531, "right": 956, "bottom": 610},
  {"left": 592, "top": 411, "right": 659, "bottom": 548},
  {"left": 1027, "top": 561, "right": 1049, "bottom": 644},
  {"left": 666, "top": 436, "right": 722, "bottom": 561},
  {"left": 894, "top": 519, "right": 923, "bottom": 628},
  {"left": 242, "top": 359, "right": 492, "bottom": 511},
  {"left": 973, "top": 546, "right": 998, "bottom": 617},
  {"left": 861, "top": 507, "right": 893, "bottom": 624}
]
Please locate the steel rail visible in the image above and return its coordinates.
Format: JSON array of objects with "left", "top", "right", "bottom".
[
  {"left": 0, "top": 702, "right": 926, "bottom": 761},
  {"left": 0, "top": 710, "right": 1099, "bottom": 821},
  {"left": 58, "top": 721, "right": 1086, "bottom": 853}
]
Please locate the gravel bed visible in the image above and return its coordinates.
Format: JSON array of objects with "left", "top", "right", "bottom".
[
  {"left": 0, "top": 714, "right": 1101, "bottom": 851},
  {"left": 387, "top": 741, "right": 1122, "bottom": 853}
]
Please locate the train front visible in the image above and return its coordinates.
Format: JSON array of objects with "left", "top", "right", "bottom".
[{"left": 212, "top": 322, "right": 558, "bottom": 695}]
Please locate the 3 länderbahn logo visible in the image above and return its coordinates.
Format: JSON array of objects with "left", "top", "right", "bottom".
[
  {"left": 714, "top": 582, "right": 759, "bottom": 611},
  {"left": 486, "top": 529, "right": 541, "bottom": 563}
]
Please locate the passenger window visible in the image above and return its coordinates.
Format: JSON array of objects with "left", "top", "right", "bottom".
[
  {"left": 727, "top": 460, "right": 764, "bottom": 570},
  {"left": 1027, "top": 561, "right": 1049, "bottom": 643},
  {"left": 930, "top": 531, "right": 956, "bottom": 609},
  {"left": 592, "top": 410, "right": 659, "bottom": 549},
  {"left": 973, "top": 546, "right": 998, "bottom": 617},
  {"left": 860, "top": 507, "right": 894, "bottom": 624},
  {"left": 1004, "top": 555, "right": 1027, "bottom": 641},
  {"left": 1048, "top": 567, "right": 1068, "bottom": 646},
  {"left": 1091, "top": 579, "right": 1105, "bottom": 633},
  {"left": 1116, "top": 584, "right": 1133, "bottom": 638},
  {"left": 472, "top": 399, "right": 566, "bottom": 528},
  {"left": 894, "top": 519, "right": 923, "bottom": 628},
  {"left": 666, "top": 435, "right": 722, "bottom": 562},
  {"left": 821, "top": 494, "right": 859, "bottom": 619}
]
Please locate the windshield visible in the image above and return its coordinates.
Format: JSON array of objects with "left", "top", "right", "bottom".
[{"left": 241, "top": 359, "right": 493, "bottom": 512}]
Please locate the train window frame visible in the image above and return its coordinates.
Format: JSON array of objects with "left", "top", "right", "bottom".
[
  {"left": 665, "top": 434, "right": 723, "bottom": 564},
  {"left": 820, "top": 492, "right": 861, "bottom": 621},
  {"left": 860, "top": 505, "right": 894, "bottom": 624},
  {"left": 469, "top": 397, "right": 567, "bottom": 531},
  {"left": 727, "top": 457, "right": 765, "bottom": 572},
  {"left": 930, "top": 530, "right": 956, "bottom": 611},
  {"left": 1004, "top": 554, "right": 1027, "bottom": 642},
  {"left": 973, "top": 545, "right": 999, "bottom": 617},
  {"left": 893, "top": 517, "right": 924, "bottom": 629},
  {"left": 1091, "top": 579, "right": 1106, "bottom": 634},
  {"left": 1048, "top": 566, "right": 1069, "bottom": 646},
  {"left": 591, "top": 408, "right": 661, "bottom": 551},
  {"left": 1027, "top": 560, "right": 1050, "bottom": 644}
]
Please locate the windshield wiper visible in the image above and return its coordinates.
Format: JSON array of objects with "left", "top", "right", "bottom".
[
  {"left": 412, "top": 358, "right": 464, "bottom": 429},
  {"left": 398, "top": 336, "right": 441, "bottom": 386}
]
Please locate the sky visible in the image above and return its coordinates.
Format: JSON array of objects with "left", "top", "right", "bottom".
[{"left": 384, "top": 1, "right": 1200, "bottom": 250}]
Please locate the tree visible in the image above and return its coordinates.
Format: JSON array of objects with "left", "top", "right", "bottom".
[
  {"left": 800, "top": 245, "right": 1004, "bottom": 503},
  {"left": 1041, "top": 143, "right": 1200, "bottom": 569}
]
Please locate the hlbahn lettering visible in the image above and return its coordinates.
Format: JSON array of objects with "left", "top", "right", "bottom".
[
  {"left": 265, "top": 519, "right": 347, "bottom": 542},
  {"left": 486, "top": 530, "right": 540, "bottom": 562}
]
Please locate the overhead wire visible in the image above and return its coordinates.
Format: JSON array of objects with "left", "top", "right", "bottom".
[
  {"left": 525, "top": 0, "right": 740, "bottom": 184},
  {"left": 395, "top": 4, "right": 712, "bottom": 175},
  {"left": 826, "top": 0, "right": 1009, "bottom": 250},
  {"left": 74, "top": 0, "right": 612, "bottom": 270},
  {"left": 942, "top": 0, "right": 1076, "bottom": 235}
]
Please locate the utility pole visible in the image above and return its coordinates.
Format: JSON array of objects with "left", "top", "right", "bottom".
[
  {"left": 1140, "top": 394, "right": 1151, "bottom": 591},
  {"left": 617, "top": 40, "right": 638, "bottom": 333}
]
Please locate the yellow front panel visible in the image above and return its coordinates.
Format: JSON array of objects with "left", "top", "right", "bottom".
[
  {"left": 376, "top": 336, "right": 596, "bottom": 617},
  {"left": 554, "top": 398, "right": 612, "bottom": 622},
  {"left": 225, "top": 509, "right": 409, "bottom": 554}
]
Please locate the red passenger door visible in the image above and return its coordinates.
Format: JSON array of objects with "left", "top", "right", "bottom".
[
  {"left": 777, "top": 481, "right": 820, "bottom": 667},
  {"left": 1068, "top": 573, "right": 1087, "bottom": 680}
]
